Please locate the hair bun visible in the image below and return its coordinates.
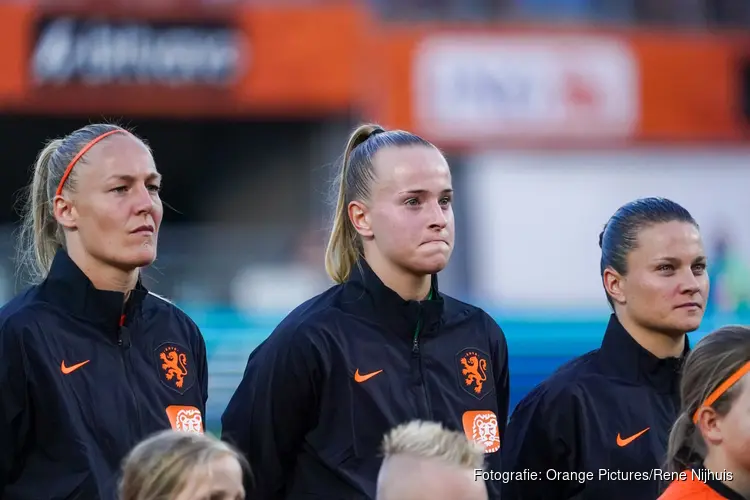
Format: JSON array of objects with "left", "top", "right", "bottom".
[
  {"left": 598, "top": 230, "right": 605, "bottom": 249},
  {"left": 369, "top": 128, "right": 386, "bottom": 139}
]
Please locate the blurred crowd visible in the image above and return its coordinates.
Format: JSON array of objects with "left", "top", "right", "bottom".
[
  {"left": 24, "top": 0, "right": 750, "bottom": 26},
  {"left": 372, "top": 0, "right": 750, "bottom": 25}
]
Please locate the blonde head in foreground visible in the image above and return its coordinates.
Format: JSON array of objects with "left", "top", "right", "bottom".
[
  {"left": 376, "top": 420, "right": 488, "bottom": 500},
  {"left": 119, "top": 430, "right": 251, "bottom": 500}
]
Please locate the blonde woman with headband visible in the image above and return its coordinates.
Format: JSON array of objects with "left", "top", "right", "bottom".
[
  {"left": 659, "top": 325, "right": 750, "bottom": 499},
  {"left": 0, "top": 123, "right": 208, "bottom": 500},
  {"left": 222, "top": 124, "right": 510, "bottom": 499},
  {"left": 120, "top": 430, "right": 250, "bottom": 500}
]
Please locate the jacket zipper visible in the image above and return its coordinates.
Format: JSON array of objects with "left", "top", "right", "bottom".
[
  {"left": 118, "top": 313, "right": 143, "bottom": 438},
  {"left": 412, "top": 289, "right": 433, "bottom": 354},
  {"left": 412, "top": 315, "right": 421, "bottom": 354},
  {"left": 412, "top": 294, "right": 433, "bottom": 418}
]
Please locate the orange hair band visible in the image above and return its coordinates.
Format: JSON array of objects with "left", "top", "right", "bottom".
[
  {"left": 55, "top": 129, "right": 126, "bottom": 197},
  {"left": 693, "top": 360, "right": 750, "bottom": 424}
]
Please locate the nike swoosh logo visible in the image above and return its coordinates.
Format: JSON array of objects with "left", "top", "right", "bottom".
[
  {"left": 617, "top": 427, "right": 650, "bottom": 447},
  {"left": 61, "top": 360, "right": 90, "bottom": 374},
  {"left": 354, "top": 369, "right": 383, "bottom": 383}
]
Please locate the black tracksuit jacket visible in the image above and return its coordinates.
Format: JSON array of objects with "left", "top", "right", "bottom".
[
  {"left": 0, "top": 249, "right": 208, "bottom": 500},
  {"left": 221, "top": 260, "right": 510, "bottom": 499},
  {"left": 500, "top": 314, "right": 688, "bottom": 500}
]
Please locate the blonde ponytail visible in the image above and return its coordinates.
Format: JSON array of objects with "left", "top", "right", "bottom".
[
  {"left": 324, "top": 124, "right": 384, "bottom": 283},
  {"left": 15, "top": 122, "right": 135, "bottom": 286},
  {"left": 665, "top": 412, "right": 699, "bottom": 474},
  {"left": 323, "top": 123, "right": 435, "bottom": 284},
  {"left": 17, "top": 139, "right": 65, "bottom": 284}
]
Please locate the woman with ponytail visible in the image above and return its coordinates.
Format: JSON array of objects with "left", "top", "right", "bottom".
[
  {"left": 659, "top": 325, "right": 750, "bottom": 499},
  {"left": 0, "top": 123, "right": 209, "bottom": 500},
  {"left": 222, "top": 124, "right": 510, "bottom": 499}
]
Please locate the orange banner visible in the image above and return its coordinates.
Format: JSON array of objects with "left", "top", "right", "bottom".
[
  {"left": 0, "top": 2, "right": 747, "bottom": 146},
  {"left": 0, "top": 2, "right": 364, "bottom": 118},
  {"left": 363, "top": 25, "right": 750, "bottom": 146}
]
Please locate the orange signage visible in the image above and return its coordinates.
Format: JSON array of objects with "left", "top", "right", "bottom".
[
  {"left": 0, "top": 2, "right": 365, "bottom": 118},
  {"left": 363, "top": 24, "right": 750, "bottom": 146},
  {"left": 0, "top": 2, "right": 747, "bottom": 146}
]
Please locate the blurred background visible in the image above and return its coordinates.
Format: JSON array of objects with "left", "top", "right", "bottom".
[{"left": 0, "top": 0, "right": 748, "bottom": 432}]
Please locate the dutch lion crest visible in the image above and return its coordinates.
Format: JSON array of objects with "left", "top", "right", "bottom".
[
  {"left": 455, "top": 348, "right": 493, "bottom": 400},
  {"left": 155, "top": 342, "right": 194, "bottom": 394}
]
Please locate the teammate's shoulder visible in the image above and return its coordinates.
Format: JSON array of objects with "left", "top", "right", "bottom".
[
  {"left": 440, "top": 295, "right": 507, "bottom": 346},
  {"left": 515, "top": 350, "right": 600, "bottom": 412},
  {"left": 0, "top": 286, "right": 54, "bottom": 353},
  {"left": 143, "top": 290, "right": 177, "bottom": 310},
  {"left": 550, "top": 349, "right": 600, "bottom": 379},
  {"left": 264, "top": 284, "right": 346, "bottom": 343},
  {"left": 279, "top": 285, "right": 354, "bottom": 331},
  {"left": 0, "top": 284, "right": 48, "bottom": 331},
  {"left": 142, "top": 291, "right": 201, "bottom": 334},
  {"left": 440, "top": 293, "right": 499, "bottom": 326}
]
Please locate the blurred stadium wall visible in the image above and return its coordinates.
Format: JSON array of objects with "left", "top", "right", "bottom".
[{"left": 0, "top": 0, "right": 748, "bottom": 432}]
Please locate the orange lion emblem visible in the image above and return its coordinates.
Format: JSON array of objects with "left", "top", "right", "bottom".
[
  {"left": 462, "top": 354, "right": 487, "bottom": 394},
  {"left": 457, "top": 349, "right": 490, "bottom": 398},
  {"left": 462, "top": 410, "right": 501, "bottom": 453},
  {"left": 160, "top": 346, "right": 188, "bottom": 388},
  {"left": 165, "top": 405, "right": 204, "bottom": 434}
]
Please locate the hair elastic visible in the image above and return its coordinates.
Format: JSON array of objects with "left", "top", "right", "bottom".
[
  {"left": 55, "top": 129, "right": 126, "bottom": 197},
  {"left": 693, "top": 360, "right": 750, "bottom": 424}
]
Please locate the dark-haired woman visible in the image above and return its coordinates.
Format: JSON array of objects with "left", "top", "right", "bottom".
[{"left": 501, "top": 197, "right": 709, "bottom": 500}]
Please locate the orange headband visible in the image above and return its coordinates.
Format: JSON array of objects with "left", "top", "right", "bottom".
[
  {"left": 55, "top": 129, "right": 126, "bottom": 197},
  {"left": 693, "top": 360, "right": 750, "bottom": 424}
]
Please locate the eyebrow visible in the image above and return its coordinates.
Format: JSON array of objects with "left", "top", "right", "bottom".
[
  {"left": 399, "top": 188, "right": 454, "bottom": 195},
  {"left": 656, "top": 256, "right": 707, "bottom": 264},
  {"left": 108, "top": 173, "right": 162, "bottom": 183}
]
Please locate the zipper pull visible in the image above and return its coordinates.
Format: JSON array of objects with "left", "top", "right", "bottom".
[
  {"left": 118, "top": 313, "right": 130, "bottom": 348},
  {"left": 119, "top": 327, "right": 131, "bottom": 349},
  {"left": 117, "top": 313, "right": 124, "bottom": 346},
  {"left": 412, "top": 303, "right": 423, "bottom": 354}
]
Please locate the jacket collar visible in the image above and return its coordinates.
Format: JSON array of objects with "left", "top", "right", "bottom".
[
  {"left": 342, "top": 258, "right": 444, "bottom": 339},
  {"left": 39, "top": 249, "right": 148, "bottom": 334},
  {"left": 599, "top": 314, "right": 689, "bottom": 394}
]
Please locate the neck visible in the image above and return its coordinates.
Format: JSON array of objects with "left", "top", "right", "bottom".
[
  {"left": 616, "top": 311, "right": 686, "bottom": 358},
  {"left": 363, "top": 251, "right": 431, "bottom": 301},
  {"left": 705, "top": 450, "right": 750, "bottom": 497},
  {"left": 67, "top": 245, "right": 138, "bottom": 296}
]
